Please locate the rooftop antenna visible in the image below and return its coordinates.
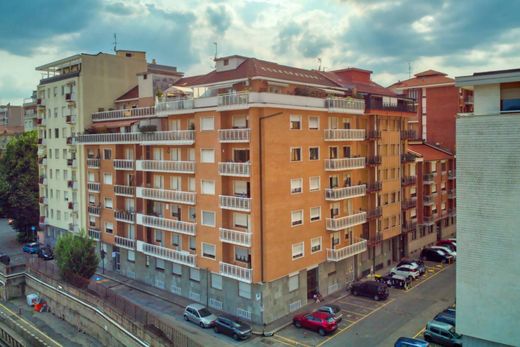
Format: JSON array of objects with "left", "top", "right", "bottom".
[
  {"left": 317, "top": 57, "right": 322, "bottom": 71},
  {"left": 408, "top": 61, "right": 412, "bottom": 78},
  {"left": 113, "top": 33, "right": 118, "bottom": 53},
  {"left": 213, "top": 42, "right": 218, "bottom": 59}
]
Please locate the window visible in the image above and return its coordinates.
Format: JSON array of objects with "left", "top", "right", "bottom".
[
  {"left": 309, "top": 147, "right": 319, "bottom": 160},
  {"left": 104, "top": 198, "right": 113, "bottom": 209},
  {"left": 89, "top": 216, "right": 96, "bottom": 227},
  {"left": 310, "top": 207, "right": 321, "bottom": 222},
  {"left": 290, "top": 178, "right": 302, "bottom": 194},
  {"left": 189, "top": 236, "right": 196, "bottom": 250},
  {"left": 55, "top": 148, "right": 59, "bottom": 159},
  {"left": 290, "top": 115, "right": 302, "bottom": 130},
  {"left": 103, "top": 173, "right": 112, "bottom": 185},
  {"left": 200, "top": 116, "right": 215, "bottom": 131},
  {"left": 171, "top": 176, "right": 181, "bottom": 190},
  {"left": 290, "top": 147, "right": 302, "bottom": 161},
  {"left": 201, "top": 180, "right": 215, "bottom": 195},
  {"left": 54, "top": 128, "right": 59, "bottom": 138},
  {"left": 103, "top": 149, "right": 112, "bottom": 160},
  {"left": 233, "top": 213, "right": 249, "bottom": 228},
  {"left": 172, "top": 234, "right": 181, "bottom": 248},
  {"left": 202, "top": 243, "right": 216, "bottom": 259},
  {"left": 127, "top": 250, "right": 135, "bottom": 262},
  {"left": 291, "top": 210, "right": 303, "bottom": 226},
  {"left": 235, "top": 247, "right": 249, "bottom": 262},
  {"left": 238, "top": 282, "right": 251, "bottom": 299},
  {"left": 170, "top": 204, "right": 180, "bottom": 219},
  {"left": 292, "top": 242, "right": 304, "bottom": 260},
  {"left": 156, "top": 258, "right": 165, "bottom": 270},
  {"left": 56, "top": 210, "right": 61, "bottom": 220},
  {"left": 88, "top": 172, "right": 95, "bottom": 182},
  {"left": 309, "top": 176, "right": 320, "bottom": 191},
  {"left": 188, "top": 207, "right": 196, "bottom": 222},
  {"left": 311, "top": 237, "right": 322, "bottom": 253},
  {"left": 105, "top": 222, "right": 113, "bottom": 234},
  {"left": 232, "top": 116, "right": 247, "bottom": 128},
  {"left": 201, "top": 210, "right": 216, "bottom": 227},
  {"left": 172, "top": 263, "right": 182, "bottom": 276},
  {"left": 155, "top": 230, "right": 163, "bottom": 244},
  {"left": 200, "top": 149, "right": 215, "bottom": 163},
  {"left": 211, "top": 274, "right": 222, "bottom": 290},
  {"left": 170, "top": 148, "right": 180, "bottom": 161},
  {"left": 288, "top": 274, "right": 299, "bottom": 291},
  {"left": 309, "top": 116, "right": 319, "bottom": 130},
  {"left": 190, "top": 268, "right": 200, "bottom": 282}
]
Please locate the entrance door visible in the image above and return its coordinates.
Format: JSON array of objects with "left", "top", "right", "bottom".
[{"left": 307, "top": 267, "right": 319, "bottom": 300}]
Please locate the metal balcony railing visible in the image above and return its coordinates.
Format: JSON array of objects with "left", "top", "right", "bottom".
[
  {"left": 325, "top": 184, "right": 366, "bottom": 201},
  {"left": 136, "top": 160, "right": 195, "bottom": 174},
  {"left": 66, "top": 115, "right": 76, "bottom": 124},
  {"left": 218, "top": 162, "right": 250, "bottom": 177},
  {"left": 136, "top": 240, "right": 195, "bottom": 267},
  {"left": 423, "top": 173, "right": 435, "bottom": 184},
  {"left": 401, "top": 176, "right": 417, "bottom": 186},
  {"left": 325, "top": 157, "right": 366, "bottom": 171},
  {"left": 136, "top": 187, "right": 196, "bottom": 205},
  {"left": 218, "top": 129, "right": 250, "bottom": 143},
  {"left": 114, "top": 210, "right": 135, "bottom": 223},
  {"left": 219, "top": 228, "right": 252, "bottom": 247},
  {"left": 92, "top": 106, "right": 155, "bottom": 122},
  {"left": 218, "top": 92, "right": 249, "bottom": 107},
  {"left": 366, "top": 130, "right": 381, "bottom": 140},
  {"left": 88, "top": 205, "right": 101, "bottom": 216},
  {"left": 136, "top": 214, "right": 196, "bottom": 236},
  {"left": 326, "top": 238, "right": 367, "bottom": 262},
  {"left": 113, "top": 159, "right": 134, "bottom": 170},
  {"left": 366, "top": 181, "right": 382, "bottom": 193},
  {"left": 367, "top": 155, "right": 382, "bottom": 166},
  {"left": 87, "top": 159, "right": 100, "bottom": 168},
  {"left": 74, "top": 130, "right": 195, "bottom": 145},
  {"left": 402, "top": 221, "right": 417, "bottom": 233},
  {"left": 401, "top": 153, "right": 416, "bottom": 163},
  {"left": 219, "top": 195, "right": 251, "bottom": 212},
  {"left": 324, "top": 129, "right": 366, "bottom": 141},
  {"left": 367, "top": 207, "right": 383, "bottom": 219},
  {"left": 325, "top": 97, "right": 365, "bottom": 112},
  {"left": 401, "top": 198, "right": 417, "bottom": 210},
  {"left": 400, "top": 129, "right": 417, "bottom": 140},
  {"left": 326, "top": 212, "right": 367, "bottom": 231},
  {"left": 219, "top": 262, "right": 252, "bottom": 283},
  {"left": 88, "top": 228, "right": 100, "bottom": 240},
  {"left": 423, "top": 195, "right": 436, "bottom": 205},
  {"left": 88, "top": 182, "right": 100, "bottom": 192}
]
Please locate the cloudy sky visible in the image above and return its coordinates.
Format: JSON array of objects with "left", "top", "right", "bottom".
[{"left": 1, "top": 0, "right": 519, "bottom": 105}]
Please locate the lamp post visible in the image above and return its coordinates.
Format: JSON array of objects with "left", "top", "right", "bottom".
[{"left": 100, "top": 249, "right": 106, "bottom": 274}]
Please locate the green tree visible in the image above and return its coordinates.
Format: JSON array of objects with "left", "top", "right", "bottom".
[
  {"left": 0, "top": 131, "right": 39, "bottom": 241},
  {"left": 54, "top": 230, "right": 99, "bottom": 285}
]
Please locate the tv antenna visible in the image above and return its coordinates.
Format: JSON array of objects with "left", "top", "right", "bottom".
[
  {"left": 317, "top": 58, "right": 322, "bottom": 71},
  {"left": 408, "top": 61, "right": 412, "bottom": 78},
  {"left": 213, "top": 42, "right": 218, "bottom": 59},
  {"left": 113, "top": 33, "right": 118, "bottom": 52}
]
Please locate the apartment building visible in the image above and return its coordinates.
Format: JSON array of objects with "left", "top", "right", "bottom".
[
  {"left": 0, "top": 103, "right": 23, "bottom": 128},
  {"left": 36, "top": 50, "right": 149, "bottom": 245},
  {"left": 455, "top": 68, "right": 520, "bottom": 347},
  {"left": 23, "top": 91, "right": 38, "bottom": 132},
  {"left": 75, "top": 55, "right": 416, "bottom": 324}
]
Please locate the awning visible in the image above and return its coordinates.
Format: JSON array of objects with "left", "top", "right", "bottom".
[
  {"left": 321, "top": 88, "right": 345, "bottom": 95},
  {"left": 165, "top": 85, "right": 193, "bottom": 96},
  {"left": 91, "top": 119, "right": 138, "bottom": 129}
]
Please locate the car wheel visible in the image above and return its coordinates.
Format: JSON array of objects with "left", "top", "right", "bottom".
[
  {"left": 374, "top": 294, "right": 379, "bottom": 301},
  {"left": 424, "top": 335, "right": 431, "bottom": 342},
  {"left": 233, "top": 333, "right": 239, "bottom": 341},
  {"left": 408, "top": 276, "right": 413, "bottom": 281},
  {"left": 318, "top": 328, "right": 326, "bottom": 336},
  {"left": 214, "top": 326, "right": 219, "bottom": 334},
  {"left": 199, "top": 322, "right": 205, "bottom": 328},
  {"left": 294, "top": 321, "right": 302, "bottom": 328},
  {"left": 352, "top": 290, "right": 358, "bottom": 296},
  {"left": 183, "top": 315, "right": 189, "bottom": 321}
]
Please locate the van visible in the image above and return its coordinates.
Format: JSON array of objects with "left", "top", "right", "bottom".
[
  {"left": 351, "top": 280, "right": 389, "bottom": 301},
  {"left": 423, "top": 320, "right": 462, "bottom": 347}
]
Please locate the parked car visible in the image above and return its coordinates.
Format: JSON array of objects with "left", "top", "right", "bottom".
[
  {"left": 317, "top": 304, "right": 343, "bottom": 323},
  {"left": 376, "top": 273, "right": 411, "bottom": 290},
  {"left": 351, "top": 280, "right": 389, "bottom": 301},
  {"left": 0, "top": 254, "right": 10, "bottom": 266},
  {"left": 394, "top": 336, "right": 430, "bottom": 346},
  {"left": 420, "top": 248, "right": 453, "bottom": 263},
  {"left": 397, "top": 259, "right": 426, "bottom": 275},
  {"left": 434, "top": 311, "right": 456, "bottom": 327},
  {"left": 391, "top": 265, "right": 420, "bottom": 280},
  {"left": 423, "top": 320, "right": 462, "bottom": 346},
  {"left": 37, "top": 247, "right": 54, "bottom": 260},
  {"left": 183, "top": 304, "right": 217, "bottom": 328},
  {"left": 213, "top": 315, "right": 252, "bottom": 340},
  {"left": 431, "top": 246, "right": 456, "bottom": 259},
  {"left": 437, "top": 240, "right": 456, "bottom": 250},
  {"left": 22, "top": 242, "right": 40, "bottom": 254},
  {"left": 293, "top": 311, "right": 337, "bottom": 336}
]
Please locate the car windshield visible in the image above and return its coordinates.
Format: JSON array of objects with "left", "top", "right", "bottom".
[
  {"left": 198, "top": 308, "right": 212, "bottom": 317},
  {"left": 449, "top": 327, "right": 461, "bottom": 338},
  {"left": 326, "top": 317, "right": 335, "bottom": 323},
  {"left": 435, "top": 249, "right": 446, "bottom": 255}
]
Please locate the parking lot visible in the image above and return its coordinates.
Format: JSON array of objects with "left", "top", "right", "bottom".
[{"left": 269, "top": 261, "right": 452, "bottom": 347}]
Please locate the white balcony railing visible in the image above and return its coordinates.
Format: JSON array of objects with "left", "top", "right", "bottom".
[
  {"left": 136, "top": 187, "right": 195, "bottom": 205},
  {"left": 218, "top": 92, "right": 249, "bottom": 107},
  {"left": 219, "top": 228, "right": 252, "bottom": 247},
  {"left": 324, "top": 129, "right": 366, "bottom": 141},
  {"left": 74, "top": 130, "right": 195, "bottom": 145},
  {"left": 325, "top": 157, "right": 366, "bottom": 171},
  {"left": 114, "top": 185, "right": 135, "bottom": 197},
  {"left": 220, "top": 262, "right": 252, "bottom": 283},
  {"left": 136, "top": 240, "right": 195, "bottom": 267},
  {"left": 92, "top": 106, "right": 155, "bottom": 122},
  {"left": 326, "top": 212, "right": 367, "bottom": 231},
  {"left": 87, "top": 159, "right": 100, "bottom": 168},
  {"left": 115, "top": 236, "right": 135, "bottom": 250},
  {"left": 155, "top": 99, "right": 195, "bottom": 114},
  {"left": 87, "top": 182, "right": 100, "bottom": 192},
  {"left": 114, "top": 210, "right": 135, "bottom": 223},
  {"left": 136, "top": 160, "right": 195, "bottom": 174},
  {"left": 218, "top": 129, "right": 250, "bottom": 143},
  {"left": 326, "top": 238, "right": 367, "bottom": 262},
  {"left": 219, "top": 195, "right": 251, "bottom": 212},
  {"left": 325, "top": 97, "right": 365, "bottom": 114},
  {"left": 325, "top": 184, "right": 366, "bottom": 201},
  {"left": 218, "top": 162, "right": 250, "bottom": 177},
  {"left": 136, "top": 213, "right": 196, "bottom": 236},
  {"left": 88, "top": 228, "right": 100, "bottom": 241},
  {"left": 113, "top": 159, "right": 134, "bottom": 170}
]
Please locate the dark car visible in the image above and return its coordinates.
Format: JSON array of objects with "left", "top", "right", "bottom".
[
  {"left": 213, "top": 316, "right": 252, "bottom": 340},
  {"left": 0, "top": 254, "right": 10, "bottom": 266},
  {"left": 420, "top": 248, "right": 453, "bottom": 263},
  {"left": 434, "top": 312, "right": 456, "bottom": 327},
  {"left": 351, "top": 280, "right": 389, "bottom": 301},
  {"left": 394, "top": 336, "right": 430, "bottom": 346},
  {"left": 22, "top": 242, "right": 40, "bottom": 254},
  {"left": 37, "top": 247, "right": 54, "bottom": 260},
  {"left": 376, "top": 273, "right": 412, "bottom": 290},
  {"left": 397, "top": 259, "right": 426, "bottom": 275},
  {"left": 293, "top": 311, "right": 337, "bottom": 336},
  {"left": 317, "top": 304, "right": 342, "bottom": 323}
]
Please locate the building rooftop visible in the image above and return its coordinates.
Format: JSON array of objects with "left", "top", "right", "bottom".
[
  {"left": 115, "top": 86, "right": 139, "bottom": 102},
  {"left": 408, "top": 143, "right": 453, "bottom": 161},
  {"left": 456, "top": 68, "right": 520, "bottom": 87},
  {"left": 389, "top": 70, "right": 454, "bottom": 90}
]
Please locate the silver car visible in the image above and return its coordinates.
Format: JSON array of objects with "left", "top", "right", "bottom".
[{"left": 184, "top": 303, "right": 217, "bottom": 328}]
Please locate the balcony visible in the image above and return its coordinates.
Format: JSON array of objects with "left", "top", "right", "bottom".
[
  {"left": 136, "top": 160, "right": 195, "bottom": 174},
  {"left": 422, "top": 216, "right": 435, "bottom": 226},
  {"left": 68, "top": 223, "right": 79, "bottom": 233},
  {"left": 65, "top": 115, "right": 76, "bottom": 125},
  {"left": 87, "top": 159, "right": 100, "bottom": 168},
  {"left": 219, "top": 228, "right": 252, "bottom": 247},
  {"left": 326, "top": 238, "right": 367, "bottom": 262},
  {"left": 367, "top": 207, "right": 383, "bottom": 220},
  {"left": 67, "top": 202, "right": 78, "bottom": 211},
  {"left": 38, "top": 176, "right": 47, "bottom": 185},
  {"left": 88, "top": 205, "right": 101, "bottom": 216},
  {"left": 115, "top": 236, "right": 135, "bottom": 250},
  {"left": 448, "top": 190, "right": 456, "bottom": 199},
  {"left": 67, "top": 180, "right": 78, "bottom": 190},
  {"left": 325, "top": 97, "right": 365, "bottom": 114},
  {"left": 423, "top": 173, "right": 435, "bottom": 184},
  {"left": 218, "top": 92, "right": 249, "bottom": 108},
  {"left": 113, "top": 159, "right": 134, "bottom": 170},
  {"left": 326, "top": 212, "right": 367, "bottom": 231},
  {"left": 365, "top": 95, "right": 416, "bottom": 113},
  {"left": 400, "top": 130, "right": 417, "bottom": 140},
  {"left": 67, "top": 159, "right": 77, "bottom": 168},
  {"left": 402, "top": 221, "right": 417, "bottom": 233},
  {"left": 325, "top": 157, "right": 366, "bottom": 171},
  {"left": 88, "top": 228, "right": 100, "bottom": 241},
  {"left": 39, "top": 197, "right": 48, "bottom": 205},
  {"left": 324, "top": 129, "right": 366, "bottom": 142},
  {"left": 423, "top": 194, "right": 436, "bottom": 206},
  {"left": 74, "top": 130, "right": 195, "bottom": 145},
  {"left": 367, "top": 155, "right": 382, "bottom": 166},
  {"left": 448, "top": 208, "right": 456, "bottom": 217},
  {"left": 88, "top": 182, "right": 100, "bottom": 193},
  {"left": 66, "top": 137, "right": 73, "bottom": 145},
  {"left": 325, "top": 184, "right": 366, "bottom": 201},
  {"left": 136, "top": 213, "right": 196, "bottom": 236},
  {"left": 366, "top": 130, "right": 381, "bottom": 140},
  {"left": 401, "top": 153, "right": 416, "bottom": 163},
  {"left": 37, "top": 118, "right": 46, "bottom": 126},
  {"left": 401, "top": 198, "right": 417, "bottom": 210},
  {"left": 218, "top": 162, "right": 250, "bottom": 177},
  {"left": 36, "top": 98, "right": 45, "bottom": 107},
  {"left": 366, "top": 181, "right": 382, "bottom": 193},
  {"left": 220, "top": 262, "right": 252, "bottom": 283},
  {"left": 92, "top": 106, "right": 155, "bottom": 122},
  {"left": 137, "top": 187, "right": 195, "bottom": 205},
  {"left": 114, "top": 185, "right": 135, "bottom": 197},
  {"left": 39, "top": 216, "right": 47, "bottom": 226},
  {"left": 38, "top": 157, "right": 47, "bottom": 166},
  {"left": 401, "top": 176, "right": 417, "bottom": 186},
  {"left": 114, "top": 210, "right": 135, "bottom": 224},
  {"left": 218, "top": 129, "right": 250, "bottom": 143},
  {"left": 448, "top": 171, "right": 456, "bottom": 180},
  {"left": 37, "top": 138, "right": 46, "bottom": 145},
  {"left": 65, "top": 93, "right": 76, "bottom": 103},
  {"left": 219, "top": 195, "right": 251, "bottom": 212},
  {"left": 137, "top": 240, "right": 195, "bottom": 267},
  {"left": 37, "top": 148, "right": 46, "bottom": 157}
]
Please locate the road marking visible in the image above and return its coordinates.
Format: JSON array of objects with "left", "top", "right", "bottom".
[
  {"left": 270, "top": 335, "right": 299, "bottom": 346},
  {"left": 274, "top": 333, "right": 313, "bottom": 347},
  {"left": 316, "top": 298, "right": 395, "bottom": 347},
  {"left": 405, "top": 265, "right": 449, "bottom": 293},
  {"left": 338, "top": 300, "right": 379, "bottom": 311},
  {"left": 414, "top": 327, "right": 426, "bottom": 338}
]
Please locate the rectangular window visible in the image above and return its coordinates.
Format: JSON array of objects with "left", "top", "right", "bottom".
[
  {"left": 309, "top": 116, "right": 319, "bottom": 130},
  {"left": 202, "top": 243, "right": 216, "bottom": 259},
  {"left": 153, "top": 175, "right": 164, "bottom": 189},
  {"left": 201, "top": 149, "right": 215, "bottom": 163},
  {"left": 172, "top": 263, "right": 182, "bottom": 276},
  {"left": 171, "top": 176, "right": 181, "bottom": 190},
  {"left": 105, "top": 222, "right": 113, "bottom": 234},
  {"left": 189, "top": 236, "right": 196, "bottom": 250},
  {"left": 103, "top": 149, "right": 112, "bottom": 160},
  {"left": 311, "top": 237, "right": 322, "bottom": 253},
  {"left": 201, "top": 210, "right": 216, "bottom": 227},
  {"left": 233, "top": 116, "right": 247, "bottom": 128},
  {"left": 290, "top": 178, "right": 303, "bottom": 194},
  {"left": 104, "top": 198, "right": 113, "bottom": 209},
  {"left": 288, "top": 274, "right": 299, "bottom": 291},
  {"left": 156, "top": 258, "right": 165, "bottom": 270},
  {"left": 103, "top": 173, "right": 112, "bottom": 185},
  {"left": 310, "top": 207, "right": 321, "bottom": 222},
  {"left": 292, "top": 242, "right": 304, "bottom": 260},
  {"left": 290, "top": 115, "right": 302, "bottom": 130},
  {"left": 211, "top": 274, "right": 222, "bottom": 290},
  {"left": 291, "top": 210, "right": 303, "bottom": 226},
  {"left": 170, "top": 148, "right": 180, "bottom": 161},
  {"left": 309, "top": 176, "right": 320, "bottom": 191},
  {"left": 201, "top": 180, "right": 215, "bottom": 195},
  {"left": 190, "top": 268, "right": 200, "bottom": 282},
  {"left": 290, "top": 147, "right": 302, "bottom": 162},
  {"left": 127, "top": 250, "right": 135, "bottom": 262},
  {"left": 172, "top": 233, "right": 181, "bottom": 248},
  {"left": 309, "top": 147, "right": 319, "bottom": 160},
  {"left": 54, "top": 128, "right": 59, "bottom": 138},
  {"left": 235, "top": 247, "right": 249, "bottom": 262},
  {"left": 200, "top": 116, "right": 215, "bottom": 131},
  {"left": 233, "top": 213, "right": 249, "bottom": 228},
  {"left": 238, "top": 282, "right": 252, "bottom": 299},
  {"left": 155, "top": 230, "right": 163, "bottom": 244}
]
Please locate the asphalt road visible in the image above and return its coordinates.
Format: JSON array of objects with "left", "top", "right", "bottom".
[{"left": 0, "top": 218, "right": 23, "bottom": 257}]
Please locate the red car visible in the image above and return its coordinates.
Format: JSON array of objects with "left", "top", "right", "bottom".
[
  {"left": 437, "top": 239, "right": 456, "bottom": 251},
  {"left": 293, "top": 311, "right": 337, "bottom": 336}
]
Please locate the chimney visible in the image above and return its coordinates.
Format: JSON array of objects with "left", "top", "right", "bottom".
[{"left": 152, "top": 59, "right": 157, "bottom": 64}]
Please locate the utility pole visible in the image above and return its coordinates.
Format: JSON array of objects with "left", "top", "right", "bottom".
[
  {"left": 113, "top": 33, "right": 118, "bottom": 53},
  {"left": 213, "top": 42, "right": 218, "bottom": 59}
]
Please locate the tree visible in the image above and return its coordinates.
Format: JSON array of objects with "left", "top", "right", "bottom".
[
  {"left": 0, "top": 131, "right": 39, "bottom": 241},
  {"left": 54, "top": 230, "right": 99, "bottom": 286}
]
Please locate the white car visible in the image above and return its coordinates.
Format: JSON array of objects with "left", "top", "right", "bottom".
[
  {"left": 431, "top": 246, "right": 456, "bottom": 259},
  {"left": 391, "top": 265, "right": 420, "bottom": 280}
]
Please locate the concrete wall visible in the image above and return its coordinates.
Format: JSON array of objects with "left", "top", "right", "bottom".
[
  {"left": 456, "top": 114, "right": 520, "bottom": 346},
  {"left": 473, "top": 84, "right": 500, "bottom": 115}
]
